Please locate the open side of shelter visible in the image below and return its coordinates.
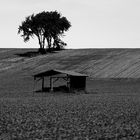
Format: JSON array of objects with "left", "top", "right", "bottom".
[{"left": 33, "top": 69, "right": 88, "bottom": 92}]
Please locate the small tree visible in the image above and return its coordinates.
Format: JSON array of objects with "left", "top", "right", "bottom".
[{"left": 18, "top": 11, "right": 71, "bottom": 53}]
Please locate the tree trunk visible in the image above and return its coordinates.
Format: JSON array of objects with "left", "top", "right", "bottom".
[
  {"left": 46, "top": 37, "right": 52, "bottom": 50},
  {"left": 43, "top": 36, "right": 45, "bottom": 49},
  {"left": 38, "top": 36, "right": 42, "bottom": 49}
]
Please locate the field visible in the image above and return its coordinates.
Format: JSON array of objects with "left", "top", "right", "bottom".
[
  {"left": 1, "top": 49, "right": 140, "bottom": 139},
  {"left": 1, "top": 94, "right": 140, "bottom": 139}
]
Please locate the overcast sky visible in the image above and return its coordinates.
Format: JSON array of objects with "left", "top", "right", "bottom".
[{"left": 1, "top": 0, "right": 140, "bottom": 48}]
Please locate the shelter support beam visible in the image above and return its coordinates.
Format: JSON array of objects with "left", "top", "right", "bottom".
[
  {"left": 50, "top": 77, "right": 54, "bottom": 92},
  {"left": 42, "top": 77, "right": 44, "bottom": 91}
]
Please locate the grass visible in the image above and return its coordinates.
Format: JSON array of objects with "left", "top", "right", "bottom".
[{"left": 1, "top": 94, "right": 140, "bottom": 139}]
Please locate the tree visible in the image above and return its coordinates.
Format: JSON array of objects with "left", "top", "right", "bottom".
[{"left": 18, "top": 11, "right": 71, "bottom": 53}]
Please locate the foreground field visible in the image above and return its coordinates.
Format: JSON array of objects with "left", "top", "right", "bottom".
[{"left": 1, "top": 94, "right": 140, "bottom": 139}]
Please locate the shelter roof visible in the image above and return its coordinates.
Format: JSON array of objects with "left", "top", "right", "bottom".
[{"left": 34, "top": 69, "right": 88, "bottom": 78}]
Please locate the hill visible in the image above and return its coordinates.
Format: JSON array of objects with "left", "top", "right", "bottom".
[
  {"left": 1, "top": 48, "right": 140, "bottom": 78},
  {"left": 0, "top": 48, "right": 140, "bottom": 96}
]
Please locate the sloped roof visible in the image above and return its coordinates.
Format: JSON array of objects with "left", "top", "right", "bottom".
[{"left": 34, "top": 69, "right": 88, "bottom": 78}]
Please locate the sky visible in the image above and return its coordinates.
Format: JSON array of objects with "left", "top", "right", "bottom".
[{"left": 0, "top": 0, "right": 140, "bottom": 49}]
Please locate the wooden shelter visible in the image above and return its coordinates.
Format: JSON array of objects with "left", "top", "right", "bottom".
[{"left": 34, "top": 69, "right": 88, "bottom": 92}]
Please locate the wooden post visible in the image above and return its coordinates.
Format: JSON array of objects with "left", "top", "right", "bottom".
[
  {"left": 67, "top": 80, "right": 68, "bottom": 88},
  {"left": 50, "top": 77, "right": 52, "bottom": 90},
  {"left": 51, "top": 77, "right": 53, "bottom": 92},
  {"left": 50, "top": 77, "right": 54, "bottom": 92},
  {"left": 42, "top": 77, "right": 44, "bottom": 91},
  {"left": 33, "top": 78, "right": 35, "bottom": 96},
  {"left": 66, "top": 75, "right": 70, "bottom": 91}
]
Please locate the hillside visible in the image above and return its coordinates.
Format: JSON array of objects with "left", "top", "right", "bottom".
[
  {"left": 1, "top": 48, "right": 140, "bottom": 78},
  {"left": 1, "top": 48, "right": 140, "bottom": 96}
]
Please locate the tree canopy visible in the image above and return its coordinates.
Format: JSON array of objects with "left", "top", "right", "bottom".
[{"left": 18, "top": 11, "right": 71, "bottom": 53}]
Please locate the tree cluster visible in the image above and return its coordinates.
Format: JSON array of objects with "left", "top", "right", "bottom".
[{"left": 18, "top": 11, "right": 71, "bottom": 53}]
